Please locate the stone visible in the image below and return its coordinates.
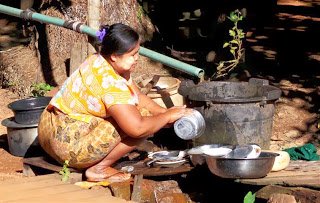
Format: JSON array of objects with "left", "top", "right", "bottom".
[
  {"left": 109, "top": 181, "right": 132, "bottom": 201},
  {"left": 154, "top": 180, "right": 191, "bottom": 203},
  {"left": 268, "top": 193, "right": 297, "bottom": 203}
]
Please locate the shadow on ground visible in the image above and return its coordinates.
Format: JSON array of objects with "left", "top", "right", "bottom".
[{"left": 144, "top": 0, "right": 320, "bottom": 145}]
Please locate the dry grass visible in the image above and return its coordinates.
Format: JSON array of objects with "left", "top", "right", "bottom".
[{"left": 0, "top": 45, "right": 39, "bottom": 97}]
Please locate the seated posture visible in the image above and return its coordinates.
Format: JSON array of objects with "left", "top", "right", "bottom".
[{"left": 38, "top": 23, "right": 191, "bottom": 182}]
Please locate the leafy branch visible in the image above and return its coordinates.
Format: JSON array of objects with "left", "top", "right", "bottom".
[{"left": 212, "top": 9, "right": 245, "bottom": 80}]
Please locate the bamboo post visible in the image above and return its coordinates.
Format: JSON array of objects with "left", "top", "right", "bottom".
[
  {"left": 70, "top": 42, "right": 87, "bottom": 75},
  {"left": 70, "top": 0, "right": 101, "bottom": 74},
  {"left": 87, "top": 0, "right": 100, "bottom": 55},
  {"left": 20, "top": 0, "right": 34, "bottom": 10}
]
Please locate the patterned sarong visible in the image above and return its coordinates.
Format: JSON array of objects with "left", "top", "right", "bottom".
[{"left": 38, "top": 107, "right": 151, "bottom": 169}]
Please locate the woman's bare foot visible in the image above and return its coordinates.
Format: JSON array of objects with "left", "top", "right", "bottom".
[{"left": 85, "top": 166, "right": 131, "bottom": 182}]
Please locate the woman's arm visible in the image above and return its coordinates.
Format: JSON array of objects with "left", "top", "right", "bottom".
[{"left": 108, "top": 103, "right": 187, "bottom": 138}]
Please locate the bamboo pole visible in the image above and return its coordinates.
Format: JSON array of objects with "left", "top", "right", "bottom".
[
  {"left": 87, "top": 0, "right": 100, "bottom": 55},
  {"left": 20, "top": 0, "right": 34, "bottom": 10}
]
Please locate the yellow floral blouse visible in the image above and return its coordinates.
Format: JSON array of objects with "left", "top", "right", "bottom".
[{"left": 49, "top": 54, "right": 139, "bottom": 123}]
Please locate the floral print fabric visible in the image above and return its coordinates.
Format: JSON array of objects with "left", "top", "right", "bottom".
[
  {"left": 38, "top": 107, "right": 121, "bottom": 169},
  {"left": 49, "top": 54, "right": 139, "bottom": 123}
]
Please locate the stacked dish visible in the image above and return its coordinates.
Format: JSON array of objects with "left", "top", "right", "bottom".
[
  {"left": 187, "top": 144, "right": 234, "bottom": 166},
  {"left": 147, "top": 150, "right": 187, "bottom": 168}
]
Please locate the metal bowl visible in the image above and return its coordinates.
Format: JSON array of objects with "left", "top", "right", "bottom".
[{"left": 205, "top": 152, "right": 279, "bottom": 179}]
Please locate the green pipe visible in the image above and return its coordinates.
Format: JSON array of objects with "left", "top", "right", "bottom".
[
  {"left": 0, "top": 4, "right": 205, "bottom": 79},
  {"left": 139, "top": 47, "right": 204, "bottom": 79}
]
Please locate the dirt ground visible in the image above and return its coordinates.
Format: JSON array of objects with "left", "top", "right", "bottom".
[
  {"left": 0, "top": 89, "right": 25, "bottom": 181},
  {"left": 0, "top": 0, "right": 319, "bottom": 184}
]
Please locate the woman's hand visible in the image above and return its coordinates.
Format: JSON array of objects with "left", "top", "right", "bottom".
[{"left": 165, "top": 106, "right": 193, "bottom": 124}]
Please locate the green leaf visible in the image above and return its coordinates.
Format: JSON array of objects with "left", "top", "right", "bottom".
[
  {"left": 223, "top": 42, "right": 229, "bottom": 48},
  {"left": 230, "top": 40, "right": 239, "bottom": 45},
  {"left": 230, "top": 49, "right": 235, "bottom": 55},
  {"left": 244, "top": 191, "right": 255, "bottom": 203},
  {"left": 229, "top": 30, "right": 236, "bottom": 37},
  {"left": 229, "top": 12, "right": 237, "bottom": 22}
]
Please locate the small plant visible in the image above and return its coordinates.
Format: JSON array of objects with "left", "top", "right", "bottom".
[
  {"left": 212, "top": 9, "right": 245, "bottom": 80},
  {"left": 244, "top": 191, "right": 256, "bottom": 203},
  {"left": 59, "top": 160, "right": 70, "bottom": 182},
  {"left": 30, "top": 83, "right": 54, "bottom": 97}
]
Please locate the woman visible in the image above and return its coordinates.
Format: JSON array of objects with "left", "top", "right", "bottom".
[{"left": 38, "top": 23, "right": 191, "bottom": 182}]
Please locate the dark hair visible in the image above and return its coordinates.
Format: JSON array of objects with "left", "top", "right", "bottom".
[{"left": 99, "top": 23, "right": 139, "bottom": 57}]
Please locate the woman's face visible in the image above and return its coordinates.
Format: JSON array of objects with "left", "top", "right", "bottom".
[{"left": 110, "top": 42, "right": 140, "bottom": 75}]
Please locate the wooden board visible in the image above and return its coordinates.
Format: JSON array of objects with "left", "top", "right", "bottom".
[
  {"left": 24, "top": 156, "right": 193, "bottom": 177},
  {"left": 0, "top": 174, "right": 129, "bottom": 203},
  {"left": 131, "top": 164, "right": 193, "bottom": 176},
  {"left": 237, "top": 161, "right": 320, "bottom": 189},
  {"left": 23, "top": 156, "right": 79, "bottom": 173},
  {"left": 114, "top": 160, "right": 193, "bottom": 177}
]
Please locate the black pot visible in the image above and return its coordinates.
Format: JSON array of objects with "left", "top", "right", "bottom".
[{"left": 8, "top": 97, "right": 52, "bottom": 125}]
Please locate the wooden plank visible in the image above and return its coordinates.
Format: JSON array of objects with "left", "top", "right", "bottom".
[
  {"left": 52, "top": 197, "right": 126, "bottom": 203},
  {"left": 114, "top": 160, "right": 193, "bottom": 176},
  {"left": 1, "top": 174, "right": 60, "bottom": 185},
  {"left": 2, "top": 173, "right": 82, "bottom": 188},
  {"left": 1, "top": 183, "right": 82, "bottom": 201},
  {"left": 237, "top": 160, "right": 320, "bottom": 188},
  {"left": 23, "top": 156, "right": 79, "bottom": 173},
  {"left": 130, "top": 163, "right": 193, "bottom": 176},
  {"left": 0, "top": 177, "right": 70, "bottom": 193},
  {"left": 72, "top": 195, "right": 130, "bottom": 203},
  {"left": 266, "top": 170, "right": 319, "bottom": 178},
  {"left": 11, "top": 198, "right": 124, "bottom": 203},
  {"left": 0, "top": 174, "right": 128, "bottom": 203},
  {"left": 10, "top": 187, "right": 128, "bottom": 203},
  {"left": 239, "top": 174, "right": 320, "bottom": 188}
]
